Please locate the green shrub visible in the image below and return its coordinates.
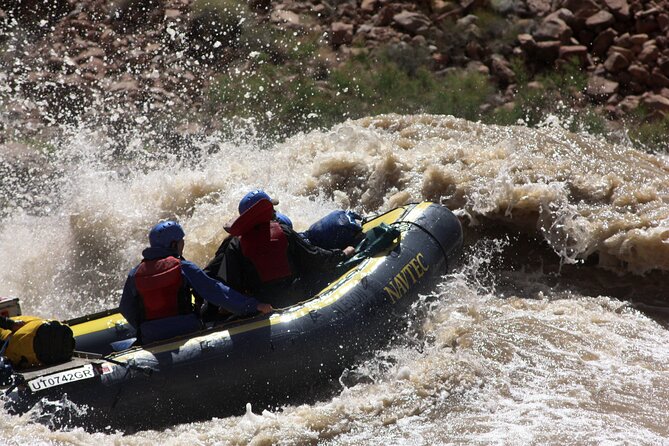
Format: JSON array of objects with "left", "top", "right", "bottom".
[
  {"left": 489, "top": 84, "right": 549, "bottom": 127},
  {"left": 380, "top": 43, "right": 432, "bottom": 76},
  {"left": 509, "top": 56, "right": 531, "bottom": 86},
  {"left": 475, "top": 9, "right": 523, "bottom": 52},
  {"left": 191, "top": 0, "right": 249, "bottom": 19},
  {"left": 190, "top": 0, "right": 250, "bottom": 48},
  {"left": 206, "top": 46, "right": 497, "bottom": 139},
  {"left": 432, "top": 70, "right": 493, "bottom": 121},
  {"left": 207, "top": 63, "right": 334, "bottom": 139},
  {"left": 541, "top": 60, "right": 589, "bottom": 93},
  {"left": 324, "top": 50, "right": 494, "bottom": 119},
  {"left": 570, "top": 108, "right": 607, "bottom": 135},
  {"left": 627, "top": 117, "right": 669, "bottom": 152},
  {"left": 238, "top": 26, "right": 320, "bottom": 64},
  {"left": 489, "top": 60, "right": 591, "bottom": 127}
]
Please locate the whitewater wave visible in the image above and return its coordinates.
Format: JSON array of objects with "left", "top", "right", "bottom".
[{"left": 1, "top": 115, "right": 669, "bottom": 444}]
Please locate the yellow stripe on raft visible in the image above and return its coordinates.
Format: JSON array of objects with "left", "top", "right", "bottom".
[{"left": 70, "top": 314, "right": 128, "bottom": 337}]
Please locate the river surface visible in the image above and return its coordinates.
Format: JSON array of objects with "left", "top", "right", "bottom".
[{"left": 1, "top": 114, "right": 668, "bottom": 445}]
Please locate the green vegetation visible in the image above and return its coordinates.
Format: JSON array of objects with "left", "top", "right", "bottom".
[
  {"left": 206, "top": 45, "right": 607, "bottom": 142},
  {"left": 191, "top": 0, "right": 250, "bottom": 23},
  {"left": 203, "top": 17, "right": 668, "bottom": 152},
  {"left": 474, "top": 9, "right": 527, "bottom": 54},
  {"left": 206, "top": 46, "right": 494, "bottom": 139},
  {"left": 491, "top": 59, "right": 593, "bottom": 128},
  {"left": 190, "top": 0, "right": 251, "bottom": 49},
  {"left": 626, "top": 114, "right": 669, "bottom": 152}
]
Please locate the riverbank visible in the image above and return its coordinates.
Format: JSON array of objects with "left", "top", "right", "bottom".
[{"left": 1, "top": 0, "right": 668, "bottom": 152}]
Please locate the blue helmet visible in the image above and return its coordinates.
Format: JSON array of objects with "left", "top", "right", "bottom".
[
  {"left": 275, "top": 212, "right": 293, "bottom": 228},
  {"left": 149, "top": 221, "right": 185, "bottom": 248},
  {"left": 238, "top": 189, "right": 278, "bottom": 214}
]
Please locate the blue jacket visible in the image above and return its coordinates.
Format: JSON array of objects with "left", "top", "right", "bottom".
[{"left": 120, "top": 246, "right": 260, "bottom": 343}]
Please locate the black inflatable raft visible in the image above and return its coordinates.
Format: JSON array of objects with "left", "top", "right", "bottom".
[{"left": 5, "top": 202, "right": 463, "bottom": 431}]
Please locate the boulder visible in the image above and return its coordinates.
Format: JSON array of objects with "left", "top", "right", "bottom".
[
  {"left": 361, "top": 0, "right": 378, "bottom": 13},
  {"left": 331, "top": 22, "right": 354, "bottom": 47},
  {"left": 432, "top": 52, "right": 449, "bottom": 67},
  {"left": 164, "top": 9, "right": 182, "bottom": 19},
  {"left": 608, "top": 45, "right": 634, "bottom": 61},
  {"left": 367, "top": 26, "right": 400, "bottom": 42},
  {"left": 629, "top": 33, "right": 649, "bottom": 47},
  {"left": 517, "top": 33, "right": 536, "bottom": 49},
  {"left": 658, "top": 56, "right": 669, "bottom": 76},
  {"left": 535, "top": 40, "right": 561, "bottom": 61},
  {"left": 592, "top": 28, "right": 617, "bottom": 57},
  {"left": 527, "top": 81, "right": 544, "bottom": 90},
  {"left": 603, "top": 0, "right": 630, "bottom": 20},
  {"left": 392, "top": 11, "right": 432, "bottom": 34},
  {"left": 628, "top": 64, "right": 650, "bottom": 83},
  {"left": 74, "top": 46, "right": 106, "bottom": 63},
  {"left": 466, "top": 60, "right": 490, "bottom": 75},
  {"left": 533, "top": 17, "right": 572, "bottom": 43},
  {"left": 637, "top": 44, "right": 658, "bottom": 65},
  {"left": 490, "top": 54, "right": 516, "bottom": 84},
  {"left": 270, "top": 10, "right": 301, "bottom": 27},
  {"left": 466, "top": 40, "right": 483, "bottom": 59},
  {"left": 430, "top": 0, "right": 453, "bottom": 14},
  {"left": 642, "top": 93, "right": 669, "bottom": 112},
  {"left": 658, "top": 12, "right": 669, "bottom": 32},
  {"left": 375, "top": 5, "right": 399, "bottom": 26},
  {"left": 526, "top": 0, "right": 553, "bottom": 16},
  {"left": 559, "top": 45, "right": 589, "bottom": 66},
  {"left": 614, "top": 32, "right": 632, "bottom": 48},
  {"left": 587, "top": 75, "right": 619, "bottom": 97},
  {"left": 635, "top": 10, "right": 659, "bottom": 34},
  {"left": 545, "top": 8, "right": 575, "bottom": 26},
  {"left": 585, "top": 10, "right": 615, "bottom": 28},
  {"left": 650, "top": 68, "right": 669, "bottom": 87},
  {"left": 617, "top": 95, "right": 640, "bottom": 113},
  {"left": 562, "top": 0, "right": 600, "bottom": 23},
  {"left": 603, "top": 52, "right": 630, "bottom": 72},
  {"left": 108, "top": 78, "right": 140, "bottom": 93}
]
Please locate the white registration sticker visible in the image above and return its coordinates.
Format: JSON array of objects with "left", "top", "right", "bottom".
[{"left": 28, "top": 364, "right": 96, "bottom": 392}]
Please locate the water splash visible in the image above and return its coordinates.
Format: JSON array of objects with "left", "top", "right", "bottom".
[{"left": 0, "top": 114, "right": 668, "bottom": 444}]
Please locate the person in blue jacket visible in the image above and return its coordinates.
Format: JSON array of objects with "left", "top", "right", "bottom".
[
  {"left": 202, "top": 191, "right": 357, "bottom": 312},
  {"left": 120, "top": 220, "right": 272, "bottom": 344},
  {"left": 238, "top": 189, "right": 364, "bottom": 250}
]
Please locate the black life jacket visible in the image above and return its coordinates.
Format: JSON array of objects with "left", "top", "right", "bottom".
[
  {"left": 227, "top": 199, "right": 293, "bottom": 284},
  {"left": 135, "top": 256, "right": 193, "bottom": 321}
]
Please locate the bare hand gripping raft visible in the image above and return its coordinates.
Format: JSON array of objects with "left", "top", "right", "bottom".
[{"left": 5, "top": 202, "right": 463, "bottom": 432}]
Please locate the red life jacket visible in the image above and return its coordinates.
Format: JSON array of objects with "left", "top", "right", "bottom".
[
  {"left": 135, "top": 256, "right": 192, "bottom": 321},
  {"left": 228, "top": 199, "right": 293, "bottom": 283}
]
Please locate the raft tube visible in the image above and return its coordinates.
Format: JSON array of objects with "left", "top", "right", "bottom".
[{"left": 5, "top": 202, "right": 463, "bottom": 431}]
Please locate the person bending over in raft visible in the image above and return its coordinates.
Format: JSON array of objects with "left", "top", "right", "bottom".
[
  {"left": 120, "top": 221, "right": 272, "bottom": 344},
  {"left": 237, "top": 189, "right": 364, "bottom": 250},
  {"left": 203, "top": 191, "right": 356, "bottom": 312}
]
